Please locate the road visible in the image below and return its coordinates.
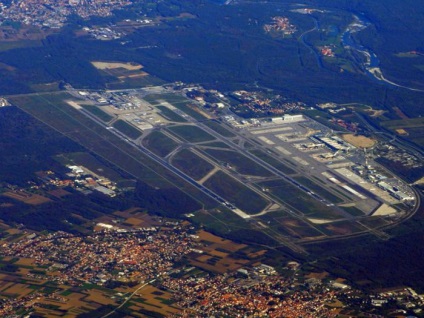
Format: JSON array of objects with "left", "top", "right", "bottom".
[
  {"left": 354, "top": 112, "right": 424, "bottom": 160},
  {"left": 101, "top": 278, "right": 156, "bottom": 318},
  {"left": 298, "top": 16, "right": 323, "bottom": 69}
]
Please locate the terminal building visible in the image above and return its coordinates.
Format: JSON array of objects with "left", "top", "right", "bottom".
[
  {"left": 378, "top": 181, "right": 414, "bottom": 201},
  {"left": 270, "top": 114, "right": 304, "bottom": 123}
]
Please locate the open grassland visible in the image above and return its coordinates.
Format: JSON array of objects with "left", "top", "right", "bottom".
[
  {"left": 341, "top": 205, "right": 365, "bottom": 217},
  {"left": 171, "top": 102, "right": 210, "bottom": 120},
  {"left": 112, "top": 119, "right": 142, "bottom": 139},
  {"left": 168, "top": 125, "right": 215, "bottom": 143},
  {"left": 201, "top": 141, "right": 231, "bottom": 149},
  {"left": 143, "top": 93, "right": 188, "bottom": 105},
  {"left": 259, "top": 179, "right": 344, "bottom": 220},
  {"left": 203, "top": 120, "right": 236, "bottom": 137},
  {"left": 171, "top": 149, "right": 214, "bottom": 180},
  {"left": 293, "top": 176, "right": 344, "bottom": 204},
  {"left": 381, "top": 117, "right": 424, "bottom": 130},
  {"left": 156, "top": 105, "right": 187, "bottom": 122},
  {"left": 204, "top": 171, "right": 269, "bottom": 214},
  {"left": 249, "top": 149, "right": 296, "bottom": 175},
  {"left": 81, "top": 105, "right": 114, "bottom": 122},
  {"left": 2, "top": 192, "right": 51, "bottom": 205},
  {"left": 315, "top": 220, "right": 368, "bottom": 237},
  {"left": 143, "top": 93, "right": 210, "bottom": 120},
  {"left": 342, "top": 134, "right": 376, "bottom": 148},
  {"left": 9, "top": 93, "right": 218, "bottom": 209},
  {"left": 203, "top": 148, "right": 274, "bottom": 177},
  {"left": 106, "top": 75, "right": 165, "bottom": 89},
  {"left": 91, "top": 61, "right": 143, "bottom": 70},
  {"left": 142, "top": 130, "right": 179, "bottom": 157}
]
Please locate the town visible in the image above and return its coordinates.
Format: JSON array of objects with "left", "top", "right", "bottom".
[{"left": 0, "top": 0, "right": 133, "bottom": 28}]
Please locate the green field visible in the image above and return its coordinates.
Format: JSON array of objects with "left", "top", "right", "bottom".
[
  {"left": 112, "top": 120, "right": 142, "bottom": 139},
  {"left": 293, "top": 176, "right": 344, "bottom": 204},
  {"left": 203, "top": 120, "right": 236, "bottom": 137},
  {"left": 81, "top": 105, "right": 114, "bottom": 122},
  {"left": 106, "top": 75, "right": 165, "bottom": 90},
  {"left": 341, "top": 205, "right": 365, "bottom": 217},
  {"left": 204, "top": 171, "right": 269, "bottom": 214},
  {"left": 143, "top": 93, "right": 189, "bottom": 105},
  {"left": 259, "top": 179, "right": 344, "bottom": 220},
  {"left": 201, "top": 141, "right": 231, "bottom": 149},
  {"left": 142, "top": 131, "right": 179, "bottom": 157},
  {"left": 249, "top": 149, "right": 296, "bottom": 175},
  {"left": 171, "top": 101, "right": 209, "bottom": 121},
  {"left": 156, "top": 106, "right": 187, "bottom": 123},
  {"left": 168, "top": 125, "right": 215, "bottom": 143},
  {"left": 203, "top": 148, "right": 274, "bottom": 177},
  {"left": 171, "top": 149, "right": 214, "bottom": 180},
  {"left": 382, "top": 117, "right": 424, "bottom": 129}
]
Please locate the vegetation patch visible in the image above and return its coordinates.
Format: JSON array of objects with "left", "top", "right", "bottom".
[
  {"left": 204, "top": 148, "right": 273, "bottom": 177},
  {"left": 260, "top": 180, "right": 343, "bottom": 219},
  {"left": 81, "top": 105, "right": 114, "bottom": 122},
  {"left": 156, "top": 106, "right": 187, "bottom": 122},
  {"left": 168, "top": 125, "right": 215, "bottom": 143},
  {"left": 249, "top": 149, "right": 296, "bottom": 175},
  {"left": 201, "top": 141, "right": 231, "bottom": 149},
  {"left": 203, "top": 120, "right": 236, "bottom": 137},
  {"left": 293, "top": 176, "right": 344, "bottom": 204},
  {"left": 112, "top": 120, "right": 142, "bottom": 139},
  {"left": 142, "top": 131, "right": 179, "bottom": 157},
  {"left": 204, "top": 171, "right": 269, "bottom": 214},
  {"left": 171, "top": 149, "right": 214, "bottom": 180}
]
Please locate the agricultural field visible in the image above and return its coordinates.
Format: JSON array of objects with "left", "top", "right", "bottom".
[
  {"left": 171, "top": 149, "right": 214, "bottom": 181},
  {"left": 381, "top": 117, "right": 424, "bottom": 146},
  {"left": 203, "top": 171, "right": 269, "bottom": 214},
  {"left": 142, "top": 130, "right": 179, "bottom": 157},
  {"left": 167, "top": 125, "right": 215, "bottom": 143},
  {"left": 188, "top": 230, "right": 264, "bottom": 274}
]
